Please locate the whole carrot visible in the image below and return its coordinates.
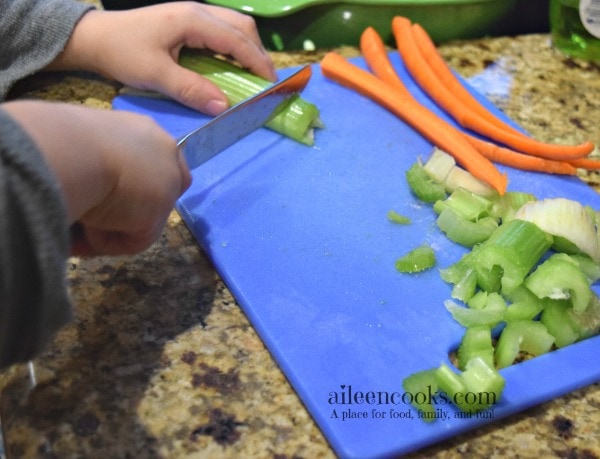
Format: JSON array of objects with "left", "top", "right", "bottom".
[
  {"left": 358, "top": 27, "right": 576, "bottom": 176},
  {"left": 320, "top": 52, "right": 508, "bottom": 194},
  {"left": 359, "top": 27, "right": 412, "bottom": 98},
  {"left": 392, "top": 16, "right": 594, "bottom": 161}
]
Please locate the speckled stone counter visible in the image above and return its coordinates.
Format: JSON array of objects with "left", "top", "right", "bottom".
[{"left": 1, "top": 32, "right": 600, "bottom": 458}]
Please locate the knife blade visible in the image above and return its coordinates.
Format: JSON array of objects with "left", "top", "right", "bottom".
[{"left": 177, "top": 64, "right": 312, "bottom": 170}]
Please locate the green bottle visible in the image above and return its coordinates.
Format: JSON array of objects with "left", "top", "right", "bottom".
[{"left": 550, "top": 0, "right": 600, "bottom": 61}]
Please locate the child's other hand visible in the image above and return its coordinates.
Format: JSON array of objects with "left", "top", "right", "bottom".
[{"left": 48, "top": 2, "right": 277, "bottom": 116}]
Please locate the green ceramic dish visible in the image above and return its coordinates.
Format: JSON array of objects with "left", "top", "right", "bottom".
[{"left": 205, "top": 0, "right": 518, "bottom": 50}]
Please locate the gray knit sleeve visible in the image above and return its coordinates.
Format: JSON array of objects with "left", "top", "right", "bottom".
[
  {"left": 0, "top": 108, "right": 72, "bottom": 368},
  {"left": 0, "top": 0, "right": 94, "bottom": 99}
]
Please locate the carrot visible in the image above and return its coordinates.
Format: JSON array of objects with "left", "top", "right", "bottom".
[
  {"left": 358, "top": 27, "right": 576, "bottom": 176},
  {"left": 359, "top": 27, "right": 412, "bottom": 98},
  {"left": 391, "top": 16, "right": 595, "bottom": 161},
  {"left": 410, "top": 22, "right": 525, "bottom": 137},
  {"left": 568, "top": 158, "right": 600, "bottom": 170},
  {"left": 320, "top": 51, "right": 508, "bottom": 194},
  {"left": 465, "top": 136, "right": 577, "bottom": 175}
]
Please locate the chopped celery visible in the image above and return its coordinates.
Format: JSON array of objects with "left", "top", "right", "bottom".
[
  {"left": 405, "top": 162, "right": 447, "bottom": 202},
  {"left": 402, "top": 368, "right": 438, "bottom": 421},
  {"left": 569, "top": 254, "right": 600, "bottom": 283},
  {"left": 433, "top": 187, "right": 494, "bottom": 220},
  {"left": 567, "top": 294, "right": 600, "bottom": 339},
  {"left": 489, "top": 191, "right": 537, "bottom": 223},
  {"left": 449, "top": 268, "right": 478, "bottom": 303},
  {"left": 178, "top": 51, "right": 322, "bottom": 145},
  {"left": 443, "top": 165, "right": 496, "bottom": 197},
  {"left": 423, "top": 147, "right": 455, "bottom": 184},
  {"left": 541, "top": 299, "right": 581, "bottom": 348},
  {"left": 502, "top": 285, "right": 544, "bottom": 322},
  {"left": 436, "top": 208, "right": 498, "bottom": 247},
  {"left": 422, "top": 148, "right": 496, "bottom": 197},
  {"left": 469, "top": 219, "right": 553, "bottom": 295},
  {"left": 435, "top": 358, "right": 504, "bottom": 412},
  {"left": 515, "top": 198, "right": 600, "bottom": 262},
  {"left": 444, "top": 294, "right": 505, "bottom": 328},
  {"left": 524, "top": 253, "right": 592, "bottom": 313},
  {"left": 395, "top": 246, "right": 436, "bottom": 273},
  {"left": 457, "top": 326, "right": 495, "bottom": 370},
  {"left": 387, "top": 210, "right": 411, "bottom": 225},
  {"left": 495, "top": 320, "right": 555, "bottom": 369}
]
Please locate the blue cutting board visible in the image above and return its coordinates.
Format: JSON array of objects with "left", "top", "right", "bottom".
[{"left": 113, "top": 54, "right": 600, "bottom": 458}]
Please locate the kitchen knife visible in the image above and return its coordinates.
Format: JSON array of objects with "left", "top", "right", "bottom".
[{"left": 178, "top": 64, "right": 312, "bottom": 170}]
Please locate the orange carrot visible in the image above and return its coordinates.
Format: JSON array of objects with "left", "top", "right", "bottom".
[
  {"left": 358, "top": 27, "right": 576, "bottom": 176},
  {"left": 465, "top": 136, "right": 576, "bottom": 175},
  {"left": 359, "top": 27, "right": 412, "bottom": 98},
  {"left": 568, "top": 158, "right": 600, "bottom": 170},
  {"left": 391, "top": 16, "right": 594, "bottom": 161},
  {"left": 410, "top": 22, "right": 525, "bottom": 137},
  {"left": 320, "top": 52, "right": 508, "bottom": 194}
]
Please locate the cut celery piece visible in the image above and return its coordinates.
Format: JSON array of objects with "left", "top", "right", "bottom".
[
  {"left": 387, "top": 210, "right": 411, "bottom": 225},
  {"left": 445, "top": 294, "right": 505, "bottom": 328},
  {"left": 433, "top": 187, "right": 494, "bottom": 220},
  {"left": 495, "top": 320, "right": 555, "bottom": 369},
  {"left": 405, "top": 162, "right": 447, "bottom": 203},
  {"left": 435, "top": 358, "right": 504, "bottom": 413},
  {"left": 470, "top": 219, "right": 553, "bottom": 295},
  {"left": 515, "top": 198, "right": 600, "bottom": 262},
  {"left": 541, "top": 299, "right": 581, "bottom": 348},
  {"left": 490, "top": 191, "right": 537, "bottom": 223},
  {"left": 524, "top": 253, "right": 592, "bottom": 313},
  {"left": 395, "top": 245, "right": 436, "bottom": 273},
  {"left": 402, "top": 368, "right": 438, "bottom": 421},
  {"left": 503, "top": 285, "right": 544, "bottom": 322},
  {"left": 457, "top": 326, "right": 494, "bottom": 370},
  {"left": 569, "top": 254, "right": 600, "bottom": 283},
  {"left": 567, "top": 294, "right": 600, "bottom": 339},
  {"left": 178, "top": 51, "right": 321, "bottom": 145},
  {"left": 423, "top": 147, "right": 455, "bottom": 184},
  {"left": 436, "top": 208, "right": 498, "bottom": 247},
  {"left": 450, "top": 268, "right": 478, "bottom": 303}
]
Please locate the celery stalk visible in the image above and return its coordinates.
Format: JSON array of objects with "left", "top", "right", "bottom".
[
  {"left": 567, "top": 294, "right": 600, "bottom": 339},
  {"left": 178, "top": 50, "right": 322, "bottom": 145},
  {"left": 433, "top": 187, "right": 494, "bottom": 220}
]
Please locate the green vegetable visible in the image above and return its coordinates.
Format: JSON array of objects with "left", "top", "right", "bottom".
[
  {"left": 402, "top": 368, "right": 438, "bottom": 421},
  {"left": 524, "top": 253, "right": 592, "bottom": 313},
  {"left": 444, "top": 292, "right": 506, "bottom": 328},
  {"left": 387, "top": 210, "right": 411, "bottom": 225},
  {"left": 494, "top": 320, "right": 555, "bottom": 369},
  {"left": 435, "top": 357, "right": 504, "bottom": 413},
  {"left": 178, "top": 50, "right": 322, "bottom": 145},
  {"left": 515, "top": 198, "right": 600, "bottom": 262},
  {"left": 405, "top": 162, "right": 446, "bottom": 203},
  {"left": 395, "top": 246, "right": 436, "bottom": 273},
  {"left": 456, "top": 326, "right": 495, "bottom": 370},
  {"left": 436, "top": 208, "right": 498, "bottom": 247}
]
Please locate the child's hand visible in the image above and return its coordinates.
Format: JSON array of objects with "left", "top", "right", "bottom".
[
  {"left": 4, "top": 100, "right": 191, "bottom": 256},
  {"left": 48, "top": 2, "right": 277, "bottom": 116}
]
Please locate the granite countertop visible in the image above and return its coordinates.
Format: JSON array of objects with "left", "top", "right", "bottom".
[{"left": 1, "top": 32, "right": 600, "bottom": 458}]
